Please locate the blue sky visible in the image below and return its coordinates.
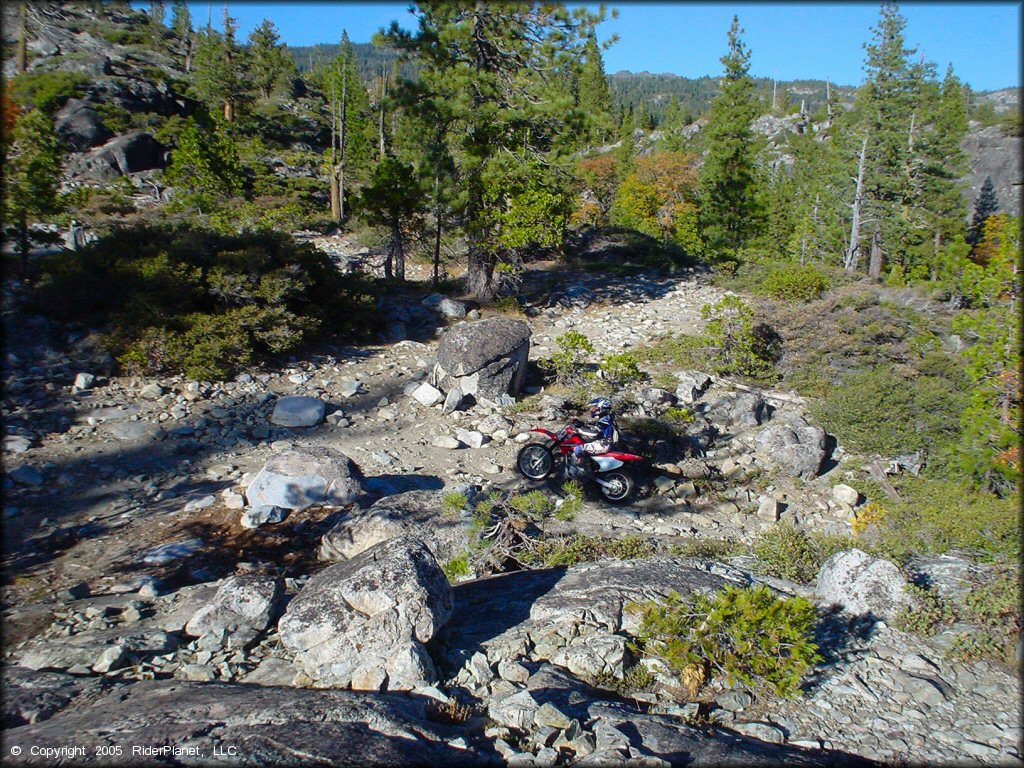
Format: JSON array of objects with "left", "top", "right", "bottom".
[{"left": 165, "top": 2, "right": 1020, "bottom": 91}]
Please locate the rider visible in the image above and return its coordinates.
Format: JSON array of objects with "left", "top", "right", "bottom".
[{"left": 571, "top": 397, "right": 616, "bottom": 477}]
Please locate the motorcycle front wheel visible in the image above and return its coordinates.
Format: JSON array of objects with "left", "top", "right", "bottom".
[
  {"left": 516, "top": 443, "right": 555, "bottom": 480},
  {"left": 599, "top": 470, "right": 634, "bottom": 503}
]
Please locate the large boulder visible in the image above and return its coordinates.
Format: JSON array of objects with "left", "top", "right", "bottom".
[
  {"left": 752, "top": 413, "right": 826, "bottom": 479},
  {"left": 184, "top": 575, "right": 283, "bottom": 646},
  {"left": 319, "top": 490, "right": 471, "bottom": 566},
  {"left": 815, "top": 548, "right": 911, "bottom": 619},
  {"left": 434, "top": 317, "right": 531, "bottom": 402},
  {"left": 700, "top": 390, "right": 765, "bottom": 428},
  {"left": 3, "top": 675, "right": 484, "bottom": 767},
  {"left": 66, "top": 131, "right": 167, "bottom": 181},
  {"left": 245, "top": 446, "right": 364, "bottom": 510},
  {"left": 54, "top": 98, "right": 113, "bottom": 151},
  {"left": 278, "top": 537, "right": 453, "bottom": 691},
  {"left": 16, "top": 627, "right": 179, "bottom": 672}
]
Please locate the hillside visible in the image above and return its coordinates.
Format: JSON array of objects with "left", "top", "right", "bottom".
[{"left": 1, "top": 3, "right": 1021, "bottom": 767}]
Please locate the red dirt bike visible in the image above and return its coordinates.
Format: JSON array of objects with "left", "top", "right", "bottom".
[{"left": 515, "top": 419, "right": 644, "bottom": 503}]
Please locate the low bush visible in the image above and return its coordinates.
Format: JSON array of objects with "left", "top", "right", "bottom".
[
  {"left": 753, "top": 524, "right": 856, "bottom": 584},
  {"left": 598, "top": 352, "right": 645, "bottom": 390},
  {"left": 537, "top": 533, "right": 656, "bottom": 567},
  {"left": 7, "top": 70, "right": 90, "bottom": 113},
  {"left": 895, "top": 561, "right": 1020, "bottom": 665},
  {"left": 442, "top": 553, "right": 472, "bottom": 582},
  {"left": 33, "top": 223, "right": 380, "bottom": 380},
  {"left": 629, "top": 585, "right": 821, "bottom": 698},
  {"left": 810, "top": 363, "right": 966, "bottom": 456},
  {"left": 865, "top": 477, "right": 1019, "bottom": 562},
  {"left": 540, "top": 331, "right": 595, "bottom": 385},
  {"left": 758, "top": 264, "right": 832, "bottom": 302}
]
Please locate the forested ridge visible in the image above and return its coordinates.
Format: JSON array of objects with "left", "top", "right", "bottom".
[{"left": 1, "top": 2, "right": 1021, "bottom": 759}]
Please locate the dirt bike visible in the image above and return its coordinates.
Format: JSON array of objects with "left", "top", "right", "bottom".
[{"left": 515, "top": 419, "right": 644, "bottom": 503}]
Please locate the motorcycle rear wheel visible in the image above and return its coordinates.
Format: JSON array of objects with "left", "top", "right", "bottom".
[
  {"left": 517, "top": 443, "right": 555, "bottom": 480},
  {"left": 599, "top": 470, "right": 634, "bottom": 503}
]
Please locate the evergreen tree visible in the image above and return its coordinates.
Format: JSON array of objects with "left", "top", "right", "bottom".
[
  {"left": 577, "top": 32, "right": 615, "bottom": 146},
  {"left": 316, "top": 31, "right": 375, "bottom": 222},
  {"left": 914, "top": 63, "right": 970, "bottom": 274},
  {"left": 846, "top": 2, "right": 930, "bottom": 277},
  {"left": 382, "top": 2, "right": 603, "bottom": 300},
  {"left": 248, "top": 19, "right": 294, "bottom": 100},
  {"left": 190, "top": 12, "right": 252, "bottom": 122},
  {"left": 148, "top": 0, "right": 166, "bottom": 44},
  {"left": 170, "top": 0, "right": 194, "bottom": 72},
  {"left": 165, "top": 118, "right": 244, "bottom": 213},
  {"left": 358, "top": 156, "right": 426, "bottom": 281},
  {"left": 1, "top": 107, "right": 65, "bottom": 277},
  {"left": 968, "top": 176, "right": 999, "bottom": 247},
  {"left": 699, "top": 16, "right": 764, "bottom": 256}
]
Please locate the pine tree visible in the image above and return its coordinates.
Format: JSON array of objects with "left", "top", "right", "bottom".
[
  {"left": 170, "top": 0, "right": 193, "bottom": 71},
  {"left": 148, "top": 0, "right": 166, "bottom": 44},
  {"left": 317, "top": 32, "right": 374, "bottom": 223},
  {"left": 190, "top": 11, "right": 252, "bottom": 123},
  {"left": 248, "top": 19, "right": 294, "bottom": 101},
  {"left": 164, "top": 117, "right": 244, "bottom": 213},
  {"left": 968, "top": 176, "right": 999, "bottom": 247},
  {"left": 577, "top": 33, "right": 614, "bottom": 146},
  {"left": 358, "top": 156, "right": 426, "bottom": 281},
  {"left": 1, "top": 107, "right": 65, "bottom": 277},
  {"left": 699, "top": 16, "right": 764, "bottom": 256},
  {"left": 382, "top": 2, "right": 604, "bottom": 300},
  {"left": 847, "top": 2, "right": 929, "bottom": 277}
]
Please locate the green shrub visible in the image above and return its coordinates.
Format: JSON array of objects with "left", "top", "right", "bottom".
[
  {"left": 441, "top": 492, "right": 468, "bottom": 518},
  {"left": 753, "top": 524, "right": 856, "bottom": 584},
  {"left": 33, "top": 224, "right": 380, "bottom": 380},
  {"left": 539, "top": 533, "right": 655, "bottom": 567},
  {"left": 442, "top": 553, "right": 472, "bottom": 582},
  {"left": 8, "top": 71, "right": 90, "bottom": 113},
  {"left": 597, "top": 352, "right": 645, "bottom": 390},
  {"left": 758, "top": 264, "right": 831, "bottom": 302},
  {"left": 663, "top": 406, "right": 695, "bottom": 425},
  {"left": 868, "top": 477, "right": 1019, "bottom": 562},
  {"left": 700, "top": 296, "right": 780, "bottom": 383},
  {"left": 629, "top": 585, "right": 821, "bottom": 698},
  {"left": 541, "top": 331, "right": 595, "bottom": 385},
  {"left": 635, "top": 333, "right": 709, "bottom": 370},
  {"left": 896, "top": 561, "right": 1020, "bottom": 664},
  {"left": 670, "top": 538, "right": 749, "bottom": 559},
  {"left": 556, "top": 480, "right": 583, "bottom": 521},
  {"left": 810, "top": 364, "right": 966, "bottom": 456}
]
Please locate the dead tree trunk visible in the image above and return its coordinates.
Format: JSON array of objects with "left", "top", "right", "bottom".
[
  {"left": 868, "top": 228, "right": 883, "bottom": 279},
  {"left": 845, "top": 136, "right": 869, "bottom": 274},
  {"left": 338, "top": 65, "right": 348, "bottom": 223},
  {"left": 329, "top": 79, "right": 340, "bottom": 221}
]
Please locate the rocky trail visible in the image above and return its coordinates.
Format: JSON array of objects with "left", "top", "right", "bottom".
[{"left": 2, "top": 253, "right": 1020, "bottom": 766}]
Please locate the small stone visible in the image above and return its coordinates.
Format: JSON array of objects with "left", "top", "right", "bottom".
[
  {"left": 270, "top": 396, "right": 325, "bottom": 428},
  {"left": 183, "top": 494, "right": 216, "bottom": 512},
  {"left": 178, "top": 664, "right": 216, "bottom": 682},
  {"left": 433, "top": 435, "right": 462, "bottom": 450},
  {"left": 73, "top": 372, "right": 96, "bottom": 391},
  {"left": 92, "top": 644, "right": 126, "bottom": 674},
  {"left": 653, "top": 476, "right": 676, "bottom": 494},
  {"left": 3, "top": 435, "right": 32, "bottom": 453},
  {"left": 411, "top": 382, "right": 444, "bottom": 408},
  {"left": 140, "top": 383, "right": 165, "bottom": 399},
  {"left": 442, "top": 387, "right": 465, "bottom": 414},
  {"left": 455, "top": 429, "right": 486, "bottom": 449},
  {"left": 832, "top": 484, "right": 860, "bottom": 507},
  {"left": 10, "top": 466, "right": 44, "bottom": 486},
  {"left": 715, "top": 690, "right": 753, "bottom": 712},
  {"left": 756, "top": 496, "right": 780, "bottom": 521},
  {"left": 241, "top": 505, "right": 287, "bottom": 529},
  {"left": 534, "top": 702, "right": 573, "bottom": 729},
  {"left": 222, "top": 490, "right": 245, "bottom": 510}
]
